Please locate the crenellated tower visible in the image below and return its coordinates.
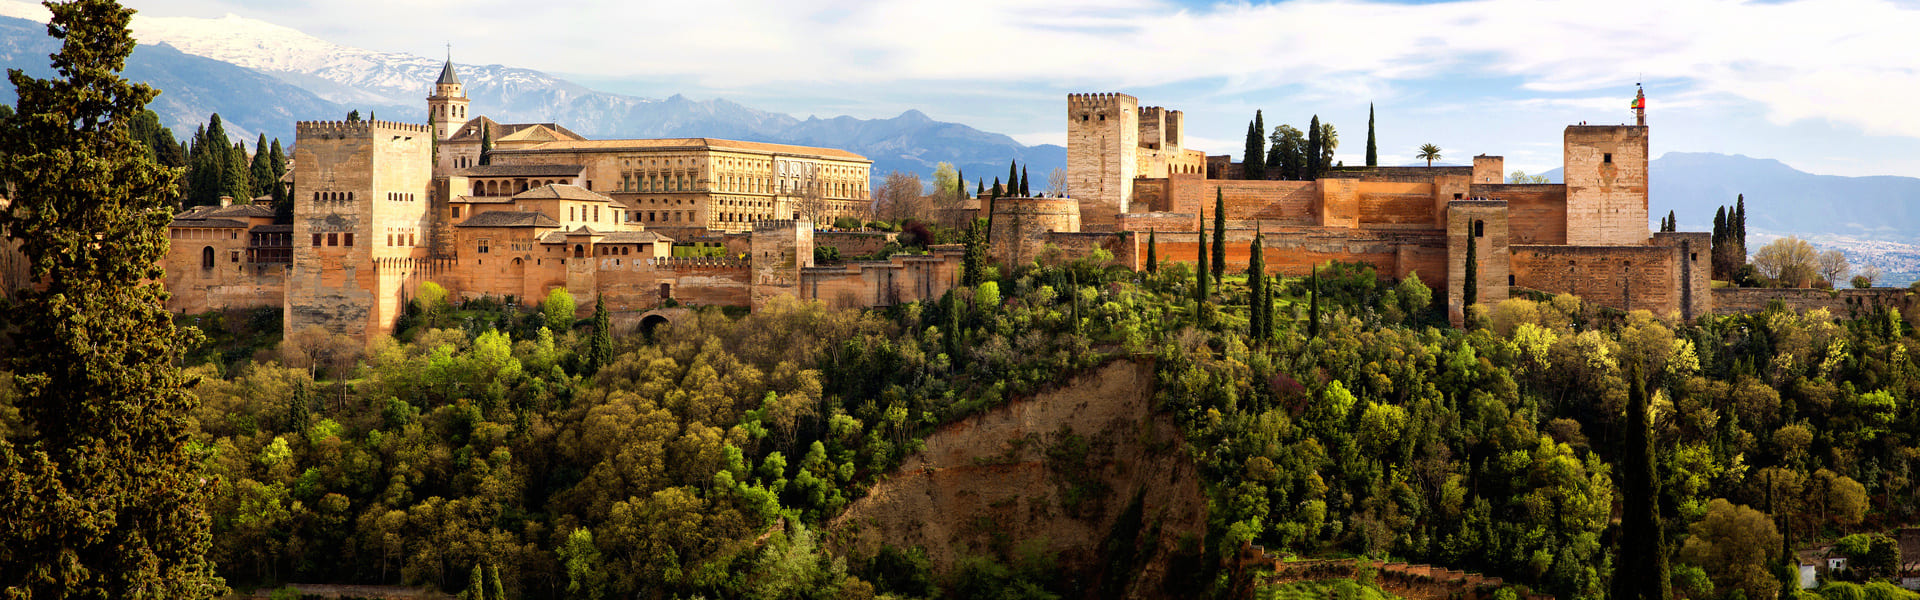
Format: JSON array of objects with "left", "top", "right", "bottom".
[
  {"left": 1066, "top": 92, "right": 1138, "bottom": 232},
  {"left": 288, "top": 119, "right": 436, "bottom": 341}
]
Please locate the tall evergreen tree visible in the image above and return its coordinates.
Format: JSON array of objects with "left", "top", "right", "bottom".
[
  {"left": 1611, "top": 364, "right": 1672, "bottom": 600},
  {"left": 1365, "top": 103, "right": 1378, "bottom": 167},
  {"left": 249, "top": 133, "right": 274, "bottom": 198},
  {"left": 1308, "top": 265, "right": 1320, "bottom": 338},
  {"left": 1734, "top": 194, "right": 1748, "bottom": 264},
  {"left": 1243, "top": 112, "right": 1266, "bottom": 180},
  {"left": 1248, "top": 228, "right": 1266, "bottom": 342},
  {"left": 1145, "top": 229, "right": 1158, "bottom": 274},
  {"left": 222, "top": 141, "right": 251, "bottom": 201},
  {"left": 991, "top": 176, "right": 1002, "bottom": 199},
  {"left": 1712, "top": 206, "right": 1729, "bottom": 279},
  {"left": 479, "top": 122, "right": 492, "bottom": 165},
  {"left": 962, "top": 219, "right": 988, "bottom": 287},
  {"left": 976, "top": 178, "right": 984, "bottom": 197},
  {"left": 1463, "top": 225, "right": 1479, "bottom": 308},
  {"left": 269, "top": 138, "right": 287, "bottom": 181},
  {"left": 956, "top": 168, "right": 967, "bottom": 199},
  {"left": 1007, "top": 160, "right": 1018, "bottom": 197},
  {"left": 1211, "top": 187, "right": 1226, "bottom": 280},
  {"left": 1306, "top": 115, "right": 1323, "bottom": 179},
  {"left": 586, "top": 293, "right": 612, "bottom": 374},
  {"left": 288, "top": 379, "right": 311, "bottom": 434},
  {"left": 488, "top": 564, "right": 507, "bottom": 600},
  {"left": 1019, "top": 166, "right": 1030, "bottom": 197},
  {"left": 0, "top": 1, "right": 221, "bottom": 595},
  {"left": 1195, "top": 209, "right": 1209, "bottom": 302},
  {"left": 466, "top": 564, "right": 486, "bottom": 600}
]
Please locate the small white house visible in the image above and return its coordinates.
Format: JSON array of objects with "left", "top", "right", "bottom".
[{"left": 1799, "top": 564, "right": 1818, "bottom": 590}]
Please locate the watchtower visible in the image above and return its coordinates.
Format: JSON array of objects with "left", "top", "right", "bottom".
[
  {"left": 1562, "top": 123, "right": 1649, "bottom": 246},
  {"left": 1066, "top": 93, "right": 1138, "bottom": 232},
  {"left": 288, "top": 119, "right": 436, "bottom": 340},
  {"left": 750, "top": 218, "right": 813, "bottom": 309},
  {"left": 427, "top": 58, "right": 468, "bottom": 143}
]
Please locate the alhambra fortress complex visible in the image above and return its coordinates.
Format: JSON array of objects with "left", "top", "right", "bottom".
[{"left": 155, "top": 61, "right": 1895, "bottom": 340}]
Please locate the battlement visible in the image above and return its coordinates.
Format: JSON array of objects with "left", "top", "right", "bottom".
[
  {"left": 1066, "top": 92, "right": 1138, "bottom": 114},
  {"left": 650, "top": 256, "right": 749, "bottom": 270},
  {"left": 1140, "top": 106, "right": 1164, "bottom": 118},
  {"left": 752, "top": 219, "right": 807, "bottom": 231},
  {"left": 296, "top": 120, "right": 435, "bottom": 138}
]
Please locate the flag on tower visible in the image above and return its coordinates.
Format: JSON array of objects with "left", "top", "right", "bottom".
[{"left": 1631, "top": 89, "right": 1645, "bottom": 110}]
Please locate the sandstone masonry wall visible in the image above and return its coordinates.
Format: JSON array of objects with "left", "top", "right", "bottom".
[
  {"left": 1511, "top": 244, "right": 1678, "bottom": 315},
  {"left": 1563, "top": 125, "right": 1649, "bottom": 246}
]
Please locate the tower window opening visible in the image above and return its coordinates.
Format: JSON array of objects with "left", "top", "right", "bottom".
[
  {"left": 1473, "top": 220, "right": 1485, "bottom": 238},
  {"left": 1603, "top": 153, "right": 1613, "bottom": 163}
]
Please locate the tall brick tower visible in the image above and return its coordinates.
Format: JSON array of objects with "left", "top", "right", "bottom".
[
  {"left": 1066, "top": 93, "right": 1138, "bottom": 232},
  {"left": 288, "top": 119, "right": 436, "bottom": 341},
  {"left": 1562, "top": 90, "right": 1649, "bottom": 246},
  {"left": 427, "top": 57, "right": 468, "bottom": 180}
]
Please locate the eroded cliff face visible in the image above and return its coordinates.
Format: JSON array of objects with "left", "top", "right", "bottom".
[{"left": 831, "top": 359, "right": 1208, "bottom": 599}]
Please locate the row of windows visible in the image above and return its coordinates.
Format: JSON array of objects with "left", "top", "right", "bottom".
[
  {"left": 387, "top": 233, "right": 417, "bottom": 247},
  {"left": 471, "top": 179, "right": 573, "bottom": 197},
  {"left": 172, "top": 228, "right": 239, "bottom": 240},
  {"left": 315, "top": 191, "right": 353, "bottom": 202},
  {"left": 310, "top": 232, "right": 354, "bottom": 247},
  {"left": 387, "top": 192, "right": 416, "bottom": 202}
]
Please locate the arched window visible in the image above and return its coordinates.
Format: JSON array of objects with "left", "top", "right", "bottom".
[
  {"left": 201, "top": 246, "right": 214, "bottom": 270},
  {"left": 573, "top": 244, "right": 585, "bottom": 258}
]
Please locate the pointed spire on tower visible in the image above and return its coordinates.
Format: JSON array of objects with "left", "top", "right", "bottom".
[{"left": 437, "top": 56, "right": 461, "bottom": 86}]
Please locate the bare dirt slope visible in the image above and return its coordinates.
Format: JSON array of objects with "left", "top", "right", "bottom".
[{"left": 831, "top": 359, "right": 1208, "bottom": 599}]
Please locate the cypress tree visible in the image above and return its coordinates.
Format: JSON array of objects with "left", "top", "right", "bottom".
[
  {"left": 1712, "top": 207, "right": 1728, "bottom": 279},
  {"left": 587, "top": 293, "right": 612, "bottom": 374},
  {"left": 1019, "top": 166, "right": 1030, "bottom": 197},
  {"left": 250, "top": 133, "right": 274, "bottom": 198},
  {"left": 1212, "top": 187, "right": 1226, "bottom": 280},
  {"left": 288, "top": 379, "right": 311, "bottom": 434},
  {"left": 962, "top": 219, "right": 988, "bottom": 287},
  {"left": 0, "top": 0, "right": 221, "bottom": 595},
  {"left": 467, "top": 564, "right": 486, "bottom": 600},
  {"left": 1365, "top": 103, "right": 1378, "bottom": 167},
  {"left": 991, "top": 176, "right": 1002, "bottom": 199},
  {"left": 488, "top": 564, "right": 507, "bottom": 600},
  {"left": 1463, "top": 225, "right": 1479, "bottom": 308},
  {"left": 1734, "top": 194, "right": 1747, "bottom": 263},
  {"left": 1146, "top": 229, "right": 1158, "bottom": 274},
  {"left": 223, "top": 141, "right": 252, "bottom": 201},
  {"left": 1307, "top": 115, "right": 1323, "bottom": 179},
  {"left": 956, "top": 168, "right": 967, "bottom": 199},
  {"left": 1248, "top": 227, "right": 1266, "bottom": 342},
  {"left": 1007, "top": 160, "right": 1018, "bottom": 197},
  {"left": 269, "top": 138, "right": 287, "bottom": 181},
  {"left": 1611, "top": 363, "right": 1671, "bottom": 600},
  {"left": 1243, "top": 112, "right": 1266, "bottom": 180},
  {"left": 479, "top": 122, "right": 492, "bottom": 165},
  {"left": 1196, "top": 209, "right": 1209, "bottom": 302},
  {"left": 1308, "top": 265, "right": 1321, "bottom": 338},
  {"left": 976, "top": 178, "right": 985, "bottom": 197}
]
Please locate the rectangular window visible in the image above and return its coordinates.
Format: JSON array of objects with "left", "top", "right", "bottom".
[
  {"left": 313, "top": 233, "right": 323, "bottom": 246},
  {"left": 327, "top": 233, "right": 338, "bottom": 246},
  {"left": 478, "top": 239, "right": 491, "bottom": 254},
  {"left": 593, "top": 206, "right": 600, "bottom": 222},
  {"left": 452, "top": 206, "right": 462, "bottom": 218},
  {"left": 1603, "top": 153, "right": 1613, "bottom": 163},
  {"left": 408, "top": 233, "right": 416, "bottom": 247},
  {"left": 344, "top": 233, "right": 354, "bottom": 247}
]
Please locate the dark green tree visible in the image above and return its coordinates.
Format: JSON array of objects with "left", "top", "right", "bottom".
[
  {"left": 1306, "top": 115, "right": 1323, "bottom": 178},
  {"left": 1734, "top": 194, "right": 1747, "bottom": 264},
  {"left": 222, "top": 141, "right": 251, "bottom": 202},
  {"left": 956, "top": 168, "right": 967, "bottom": 199},
  {"left": 1712, "top": 206, "right": 1729, "bottom": 279},
  {"left": 1145, "top": 229, "right": 1158, "bottom": 274},
  {"left": 1007, "top": 160, "right": 1018, "bottom": 197},
  {"left": 1211, "top": 186, "right": 1226, "bottom": 280},
  {"left": 1365, "top": 103, "right": 1378, "bottom": 167},
  {"left": 991, "top": 176, "right": 1002, "bottom": 199},
  {"left": 1308, "top": 264, "right": 1320, "bottom": 338},
  {"left": 1195, "top": 209, "right": 1209, "bottom": 302},
  {"left": 962, "top": 218, "right": 989, "bottom": 287},
  {"left": 1612, "top": 364, "right": 1671, "bottom": 600},
  {"left": 288, "top": 379, "right": 311, "bottom": 434},
  {"left": 976, "top": 178, "right": 984, "bottom": 197},
  {"left": 586, "top": 293, "right": 612, "bottom": 374},
  {"left": 249, "top": 133, "right": 273, "bottom": 198},
  {"left": 347, "top": 109, "right": 361, "bottom": 122},
  {"left": 479, "top": 122, "right": 492, "bottom": 165},
  {"left": 1243, "top": 112, "right": 1266, "bottom": 180},
  {"left": 1019, "top": 166, "right": 1029, "bottom": 197},
  {"left": 1463, "top": 224, "right": 1478, "bottom": 308},
  {"left": 466, "top": 563, "right": 485, "bottom": 600},
  {"left": 488, "top": 564, "right": 507, "bottom": 600},
  {"left": 0, "top": 0, "right": 221, "bottom": 596},
  {"left": 1247, "top": 228, "right": 1266, "bottom": 342}
]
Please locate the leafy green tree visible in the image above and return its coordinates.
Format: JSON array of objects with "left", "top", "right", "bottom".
[
  {"left": 0, "top": 0, "right": 221, "bottom": 596},
  {"left": 1417, "top": 143, "right": 1442, "bottom": 167},
  {"left": 1212, "top": 187, "right": 1226, "bottom": 281},
  {"left": 543, "top": 288, "right": 575, "bottom": 331},
  {"left": 1682, "top": 499, "right": 1781, "bottom": 600},
  {"left": 557, "top": 528, "right": 606, "bottom": 600},
  {"left": 1269, "top": 124, "right": 1306, "bottom": 181},
  {"left": 1365, "top": 103, "right": 1378, "bottom": 167}
]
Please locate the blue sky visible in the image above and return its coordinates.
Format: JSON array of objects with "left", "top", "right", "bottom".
[{"left": 122, "top": 0, "right": 1920, "bottom": 178}]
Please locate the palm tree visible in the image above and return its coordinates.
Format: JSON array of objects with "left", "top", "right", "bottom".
[{"left": 1417, "top": 144, "right": 1442, "bottom": 168}]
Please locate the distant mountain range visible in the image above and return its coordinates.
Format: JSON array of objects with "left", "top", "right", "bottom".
[{"left": 0, "top": 5, "right": 1063, "bottom": 182}]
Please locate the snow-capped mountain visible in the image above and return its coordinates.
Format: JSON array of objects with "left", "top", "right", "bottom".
[{"left": 0, "top": 0, "right": 1063, "bottom": 180}]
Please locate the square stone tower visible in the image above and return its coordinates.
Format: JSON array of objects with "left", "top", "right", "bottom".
[
  {"left": 1563, "top": 125, "right": 1649, "bottom": 246},
  {"left": 289, "top": 119, "right": 436, "bottom": 341},
  {"left": 750, "top": 218, "right": 813, "bottom": 309},
  {"left": 1067, "top": 93, "right": 1138, "bottom": 232}
]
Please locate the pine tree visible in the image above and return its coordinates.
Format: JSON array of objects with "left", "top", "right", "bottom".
[
  {"left": 1611, "top": 363, "right": 1672, "bottom": 600},
  {"left": 0, "top": 1, "right": 221, "bottom": 595},
  {"left": 249, "top": 133, "right": 274, "bottom": 198},
  {"left": 1019, "top": 166, "right": 1029, "bottom": 197},
  {"left": 1248, "top": 228, "right": 1266, "bottom": 342},
  {"left": 1195, "top": 209, "right": 1210, "bottom": 302},
  {"left": 1212, "top": 187, "right": 1226, "bottom": 281},
  {"left": 1145, "top": 229, "right": 1158, "bottom": 274},
  {"left": 1365, "top": 103, "right": 1378, "bottom": 167},
  {"left": 1463, "top": 225, "right": 1479, "bottom": 308},
  {"left": 1307, "top": 115, "right": 1323, "bottom": 179}
]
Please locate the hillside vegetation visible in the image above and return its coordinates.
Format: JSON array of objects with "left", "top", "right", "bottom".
[{"left": 7, "top": 253, "right": 1919, "bottom": 600}]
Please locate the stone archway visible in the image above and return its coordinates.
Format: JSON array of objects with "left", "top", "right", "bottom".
[{"left": 628, "top": 307, "right": 693, "bottom": 338}]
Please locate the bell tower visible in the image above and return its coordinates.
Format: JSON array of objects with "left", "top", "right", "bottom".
[{"left": 427, "top": 56, "right": 467, "bottom": 142}]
